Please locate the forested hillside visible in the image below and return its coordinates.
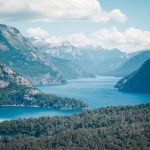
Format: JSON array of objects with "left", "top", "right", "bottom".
[
  {"left": 111, "top": 50, "right": 150, "bottom": 77},
  {"left": 116, "top": 59, "right": 150, "bottom": 94},
  {"left": 0, "top": 103, "right": 150, "bottom": 150},
  {"left": 0, "top": 63, "right": 88, "bottom": 110}
]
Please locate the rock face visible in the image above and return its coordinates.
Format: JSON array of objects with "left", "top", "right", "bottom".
[
  {"left": 0, "top": 24, "right": 65, "bottom": 85},
  {"left": 0, "top": 63, "right": 31, "bottom": 88},
  {"left": 111, "top": 50, "right": 150, "bottom": 77},
  {"left": 0, "top": 63, "right": 39, "bottom": 102},
  {"left": 115, "top": 59, "right": 150, "bottom": 94},
  {"left": 0, "top": 63, "right": 88, "bottom": 109}
]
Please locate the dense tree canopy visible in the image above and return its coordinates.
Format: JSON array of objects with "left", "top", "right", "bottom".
[{"left": 0, "top": 103, "right": 150, "bottom": 150}]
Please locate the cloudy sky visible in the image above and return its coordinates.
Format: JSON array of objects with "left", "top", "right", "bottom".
[{"left": 0, "top": 0, "right": 150, "bottom": 52}]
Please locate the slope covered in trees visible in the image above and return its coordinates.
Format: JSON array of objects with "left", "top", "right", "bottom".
[
  {"left": 111, "top": 50, "right": 150, "bottom": 77},
  {"left": 116, "top": 59, "right": 150, "bottom": 94},
  {"left": 0, "top": 103, "right": 150, "bottom": 150},
  {"left": 0, "top": 63, "right": 88, "bottom": 109}
]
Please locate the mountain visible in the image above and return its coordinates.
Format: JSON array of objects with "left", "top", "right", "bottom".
[
  {"left": 115, "top": 59, "right": 150, "bottom": 94},
  {"left": 29, "top": 39, "right": 94, "bottom": 79},
  {"left": 0, "top": 24, "right": 65, "bottom": 85},
  {"left": 0, "top": 103, "right": 149, "bottom": 150},
  {"left": 0, "top": 62, "right": 88, "bottom": 109},
  {"left": 110, "top": 50, "right": 150, "bottom": 77},
  {"left": 50, "top": 57, "right": 94, "bottom": 79},
  {"left": 30, "top": 39, "right": 134, "bottom": 75}
]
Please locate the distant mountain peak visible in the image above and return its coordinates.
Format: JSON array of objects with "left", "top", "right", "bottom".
[{"left": 61, "top": 41, "right": 73, "bottom": 47}]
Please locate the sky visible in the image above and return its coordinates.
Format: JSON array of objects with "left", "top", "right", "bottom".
[{"left": 0, "top": 0, "right": 150, "bottom": 52}]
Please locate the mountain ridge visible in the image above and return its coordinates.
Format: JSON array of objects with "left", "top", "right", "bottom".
[
  {"left": 115, "top": 59, "right": 150, "bottom": 94},
  {"left": 110, "top": 50, "right": 150, "bottom": 77},
  {"left": 0, "top": 24, "right": 65, "bottom": 85},
  {"left": 30, "top": 38, "right": 135, "bottom": 75}
]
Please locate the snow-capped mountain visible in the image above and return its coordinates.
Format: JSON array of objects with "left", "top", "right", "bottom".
[
  {"left": 30, "top": 39, "right": 83, "bottom": 60},
  {"left": 30, "top": 38, "right": 134, "bottom": 75}
]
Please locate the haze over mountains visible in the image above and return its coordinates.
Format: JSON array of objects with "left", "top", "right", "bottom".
[
  {"left": 110, "top": 50, "right": 150, "bottom": 77},
  {"left": 30, "top": 37, "right": 150, "bottom": 95},
  {"left": 0, "top": 23, "right": 150, "bottom": 93},
  {"left": 30, "top": 38, "right": 139, "bottom": 75}
]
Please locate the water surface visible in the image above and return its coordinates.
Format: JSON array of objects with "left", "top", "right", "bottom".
[
  {"left": 37, "top": 76, "right": 150, "bottom": 108},
  {"left": 1, "top": 76, "right": 150, "bottom": 121},
  {"left": 0, "top": 106, "right": 81, "bottom": 122}
]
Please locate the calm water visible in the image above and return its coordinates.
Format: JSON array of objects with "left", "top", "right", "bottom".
[
  {"left": 1, "top": 76, "right": 150, "bottom": 121},
  {"left": 0, "top": 107, "right": 81, "bottom": 122},
  {"left": 37, "top": 76, "right": 150, "bottom": 108}
]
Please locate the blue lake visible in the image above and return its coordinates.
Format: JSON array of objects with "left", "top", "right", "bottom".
[
  {"left": 0, "top": 106, "right": 81, "bottom": 122},
  {"left": 1, "top": 76, "right": 150, "bottom": 121}
]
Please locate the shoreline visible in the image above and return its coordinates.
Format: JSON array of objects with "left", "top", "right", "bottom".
[{"left": 0, "top": 105, "right": 87, "bottom": 111}]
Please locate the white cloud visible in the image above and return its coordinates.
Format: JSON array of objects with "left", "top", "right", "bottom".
[
  {"left": 27, "top": 27, "right": 49, "bottom": 38},
  {"left": 39, "top": 27, "right": 150, "bottom": 52},
  {"left": 66, "top": 33, "right": 91, "bottom": 47},
  {"left": 0, "top": 0, "right": 127, "bottom": 23},
  {"left": 109, "top": 9, "right": 127, "bottom": 23},
  {"left": 92, "top": 27, "right": 150, "bottom": 52}
]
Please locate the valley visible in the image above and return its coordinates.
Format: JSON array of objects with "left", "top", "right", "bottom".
[
  {"left": 0, "top": 23, "right": 150, "bottom": 150},
  {"left": 1, "top": 76, "right": 150, "bottom": 121}
]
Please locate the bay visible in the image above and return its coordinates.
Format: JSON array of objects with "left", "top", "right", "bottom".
[
  {"left": 1, "top": 76, "right": 150, "bottom": 121},
  {"left": 37, "top": 76, "right": 150, "bottom": 108}
]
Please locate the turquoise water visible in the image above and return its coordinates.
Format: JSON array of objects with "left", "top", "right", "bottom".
[
  {"left": 37, "top": 76, "right": 150, "bottom": 108},
  {"left": 1, "top": 76, "right": 150, "bottom": 121},
  {"left": 0, "top": 106, "right": 81, "bottom": 121}
]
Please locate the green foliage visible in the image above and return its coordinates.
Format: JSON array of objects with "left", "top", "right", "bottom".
[
  {"left": 0, "top": 83, "right": 87, "bottom": 109},
  {"left": 111, "top": 50, "right": 150, "bottom": 77},
  {"left": 116, "top": 59, "right": 150, "bottom": 93},
  {"left": 0, "top": 103, "right": 150, "bottom": 150},
  {"left": 0, "top": 62, "right": 87, "bottom": 109},
  {"left": 0, "top": 83, "right": 28, "bottom": 105}
]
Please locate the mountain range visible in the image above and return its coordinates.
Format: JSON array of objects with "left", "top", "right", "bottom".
[
  {"left": 0, "top": 24, "right": 93, "bottom": 85},
  {"left": 1, "top": 24, "right": 150, "bottom": 94},
  {"left": 30, "top": 38, "right": 136, "bottom": 75}
]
